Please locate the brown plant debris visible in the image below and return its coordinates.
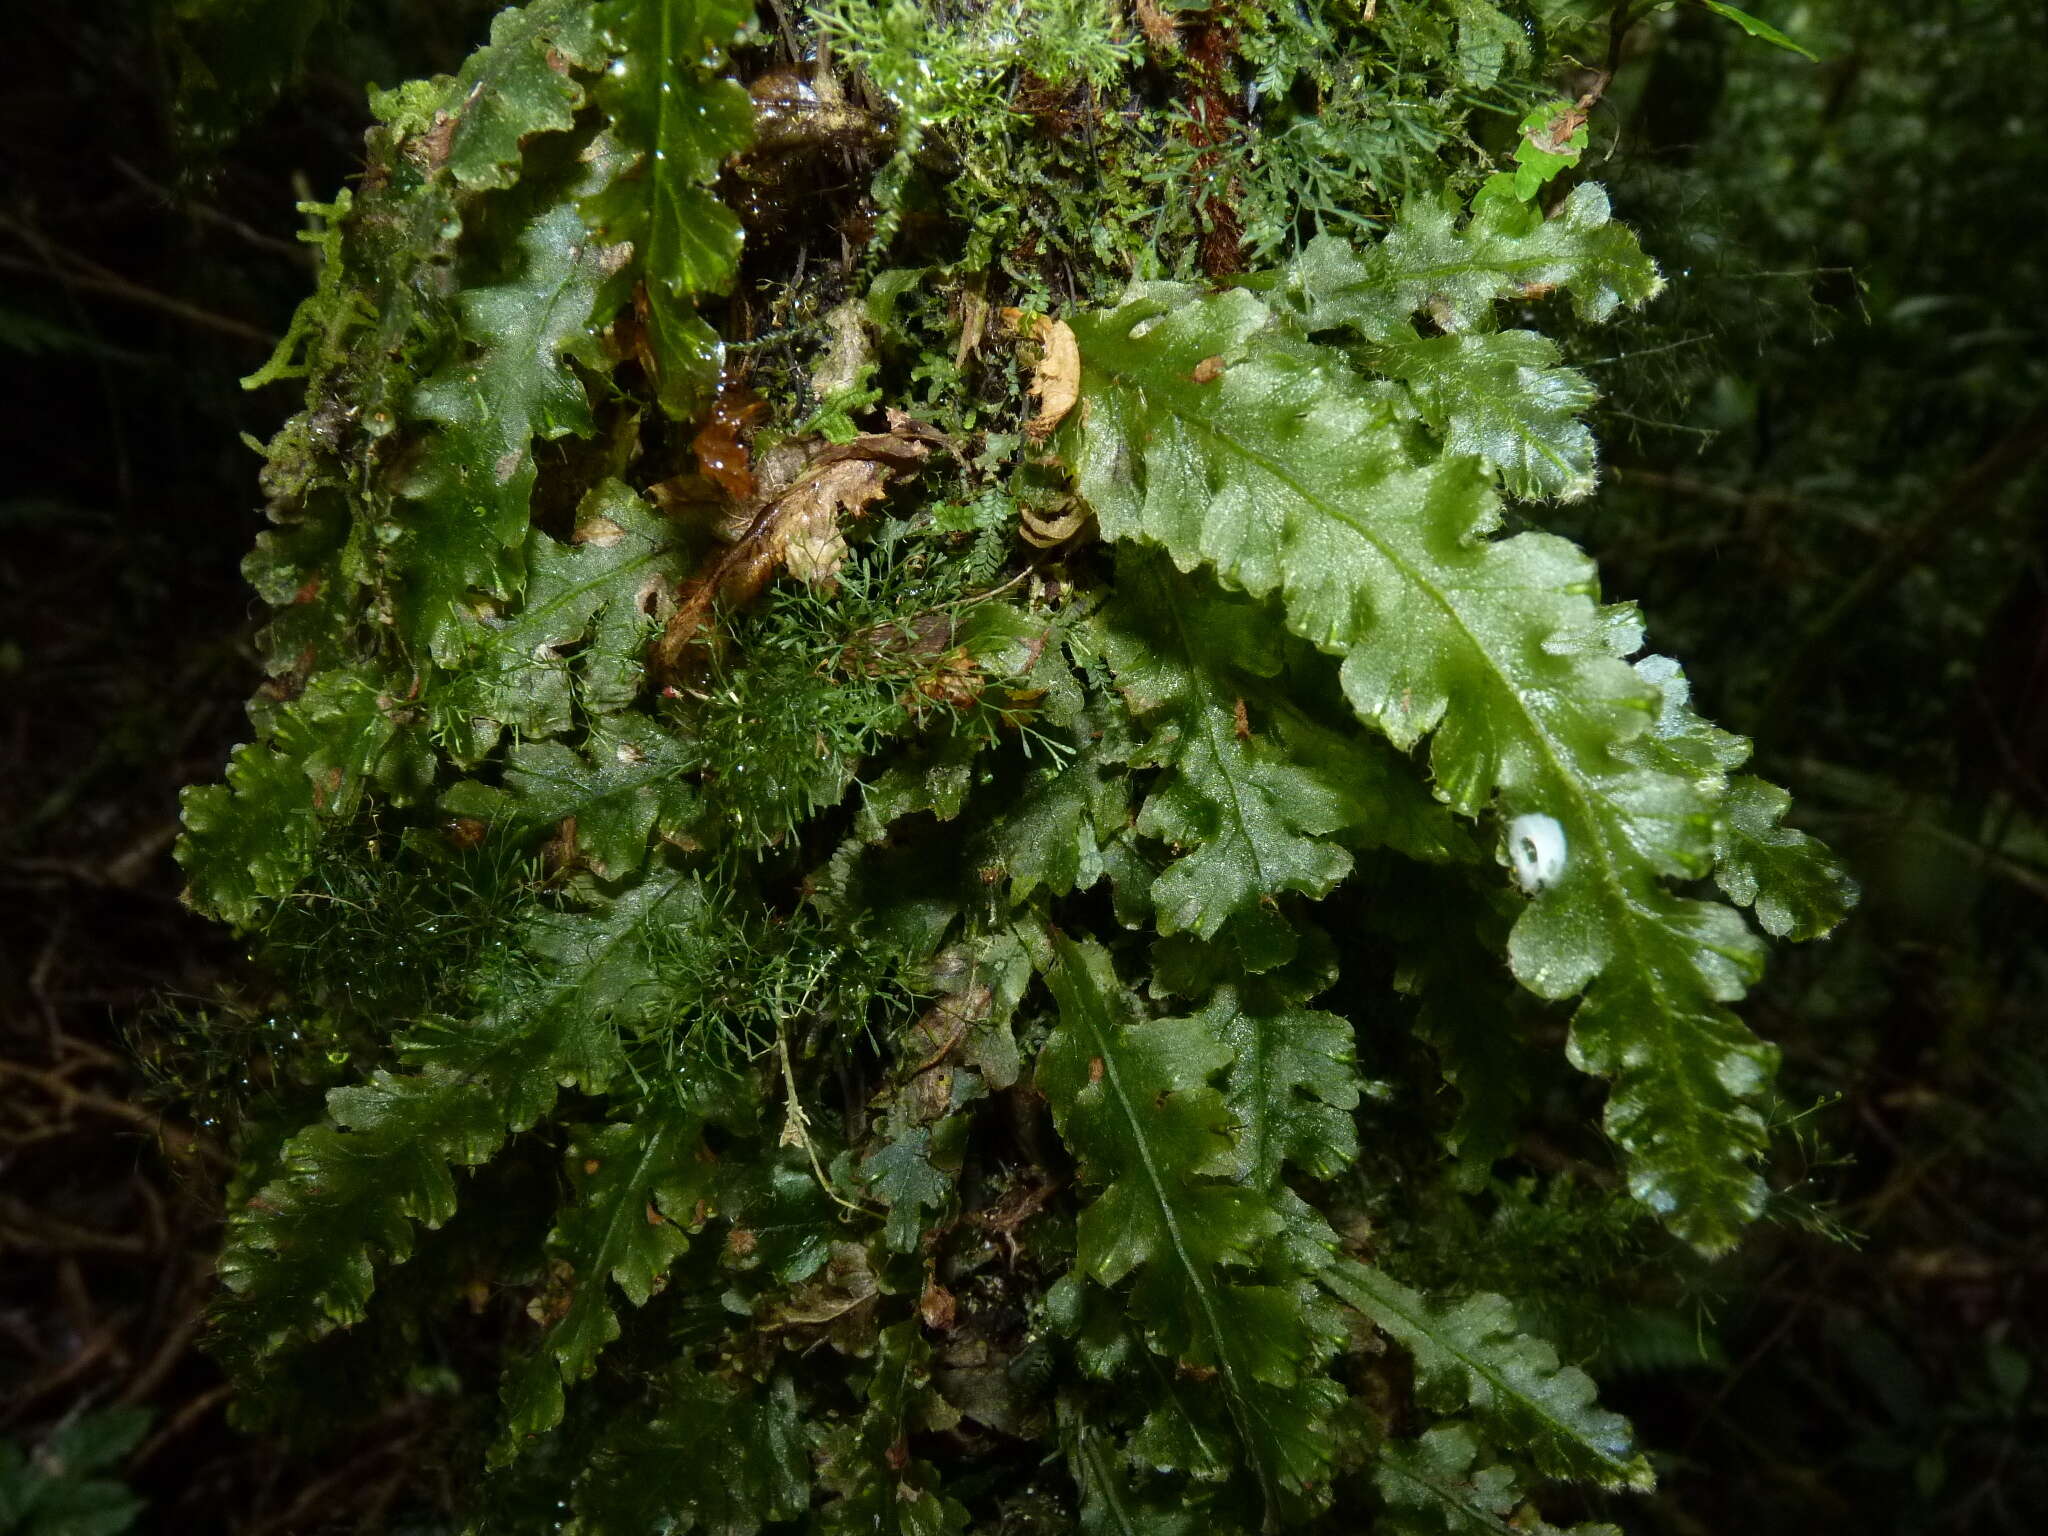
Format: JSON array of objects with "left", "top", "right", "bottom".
[
  {"left": 1004, "top": 310, "right": 1081, "bottom": 439},
  {"left": 690, "top": 380, "right": 769, "bottom": 502},
  {"left": 652, "top": 418, "right": 941, "bottom": 680},
  {"left": 1132, "top": 0, "right": 1180, "bottom": 52},
  {"left": 1018, "top": 496, "right": 1091, "bottom": 549}
]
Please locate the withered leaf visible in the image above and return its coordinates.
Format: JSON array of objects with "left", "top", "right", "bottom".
[
  {"left": 1018, "top": 498, "right": 1091, "bottom": 549},
  {"left": 1132, "top": 0, "right": 1180, "bottom": 51},
  {"left": 1005, "top": 310, "right": 1081, "bottom": 439},
  {"left": 776, "top": 457, "right": 889, "bottom": 585},
  {"left": 652, "top": 425, "right": 936, "bottom": 680}
]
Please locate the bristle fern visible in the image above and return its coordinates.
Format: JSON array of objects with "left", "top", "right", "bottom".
[{"left": 177, "top": 0, "right": 1853, "bottom": 1528}]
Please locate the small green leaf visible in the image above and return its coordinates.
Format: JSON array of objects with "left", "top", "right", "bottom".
[
  {"left": 582, "top": 0, "right": 755, "bottom": 417},
  {"left": 862, "top": 1125, "right": 953, "bottom": 1252},
  {"left": 1373, "top": 332, "right": 1599, "bottom": 502},
  {"left": 1697, "top": 1, "right": 1821, "bottom": 61},
  {"left": 1505, "top": 99, "right": 1588, "bottom": 202},
  {"left": 0, "top": 1410, "right": 150, "bottom": 1536},
  {"left": 1714, "top": 776, "right": 1859, "bottom": 941},
  {"left": 39, "top": 1409, "right": 152, "bottom": 1477},
  {"left": 500, "top": 1109, "right": 712, "bottom": 1448},
  {"left": 176, "top": 672, "right": 431, "bottom": 926},
  {"left": 716, "top": 1155, "right": 835, "bottom": 1284},
  {"left": 1320, "top": 1260, "right": 1653, "bottom": 1491},
  {"left": 176, "top": 743, "right": 316, "bottom": 928}
]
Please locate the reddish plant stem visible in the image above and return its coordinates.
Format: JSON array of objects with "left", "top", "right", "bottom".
[{"left": 1183, "top": 12, "right": 1244, "bottom": 280}]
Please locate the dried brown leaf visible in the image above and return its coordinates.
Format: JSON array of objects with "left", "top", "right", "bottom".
[
  {"left": 1018, "top": 499, "right": 1091, "bottom": 549},
  {"left": 1132, "top": 0, "right": 1180, "bottom": 51},
  {"left": 772, "top": 457, "right": 889, "bottom": 586},
  {"left": 1004, "top": 310, "right": 1081, "bottom": 439},
  {"left": 651, "top": 427, "right": 936, "bottom": 680}
]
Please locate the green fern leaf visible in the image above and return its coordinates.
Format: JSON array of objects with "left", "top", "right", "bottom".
[
  {"left": 370, "top": 0, "right": 602, "bottom": 193},
  {"left": 1278, "top": 186, "right": 1662, "bottom": 341},
  {"left": 1442, "top": 0, "right": 1529, "bottom": 90},
  {"left": 1715, "top": 776, "right": 1858, "bottom": 941},
  {"left": 177, "top": 745, "right": 318, "bottom": 929},
  {"left": 1376, "top": 1422, "right": 1623, "bottom": 1536},
  {"left": 1039, "top": 938, "right": 1340, "bottom": 1513},
  {"left": 577, "top": 1368, "right": 810, "bottom": 1535},
  {"left": 214, "top": 875, "right": 697, "bottom": 1368},
  {"left": 437, "top": 481, "right": 684, "bottom": 750},
  {"left": 581, "top": 0, "right": 755, "bottom": 417},
  {"left": 862, "top": 1124, "right": 954, "bottom": 1253},
  {"left": 1375, "top": 1424, "right": 1521, "bottom": 1535},
  {"left": 1615, "top": 657, "right": 1855, "bottom": 941},
  {"left": 987, "top": 693, "right": 1136, "bottom": 901},
  {"left": 1206, "top": 986, "right": 1360, "bottom": 1187},
  {"left": 816, "top": 1322, "right": 970, "bottom": 1535},
  {"left": 1063, "top": 244, "right": 1781, "bottom": 1251},
  {"left": 243, "top": 0, "right": 602, "bottom": 398},
  {"left": 176, "top": 673, "right": 430, "bottom": 926},
  {"left": 1320, "top": 1261, "right": 1653, "bottom": 1491},
  {"left": 1373, "top": 332, "right": 1599, "bottom": 502},
  {"left": 500, "top": 1109, "right": 712, "bottom": 1446},
  {"left": 1099, "top": 552, "right": 1466, "bottom": 940},
  {"left": 1098, "top": 555, "right": 1356, "bottom": 939},
  {"left": 1067, "top": 1416, "right": 1200, "bottom": 1536},
  {"left": 444, "top": 717, "right": 695, "bottom": 880},
  {"left": 398, "top": 203, "right": 617, "bottom": 660}
]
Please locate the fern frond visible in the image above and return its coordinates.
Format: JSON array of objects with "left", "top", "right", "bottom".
[
  {"left": 1320, "top": 1260, "right": 1653, "bottom": 1492},
  {"left": 1060, "top": 198, "right": 1790, "bottom": 1251},
  {"left": 214, "top": 875, "right": 699, "bottom": 1369},
  {"left": 498, "top": 1107, "right": 714, "bottom": 1449},
  {"left": 580, "top": 0, "right": 755, "bottom": 417},
  {"left": 1039, "top": 938, "right": 1342, "bottom": 1516}
]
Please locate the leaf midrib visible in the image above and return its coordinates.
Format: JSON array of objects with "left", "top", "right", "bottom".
[
  {"left": 1163, "top": 593, "right": 1283, "bottom": 920},
  {"left": 1056, "top": 940, "right": 1282, "bottom": 1523},
  {"left": 1322, "top": 1259, "right": 1643, "bottom": 1484},
  {"left": 547, "top": 1115, "right": 684, "bottom": 1374},
  {"left": 1090, "top": 328, "right": 1745, "bottom": 1232}
]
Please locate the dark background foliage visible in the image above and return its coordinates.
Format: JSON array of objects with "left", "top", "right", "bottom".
[{"left": 2, "top": 1, "right": 2042, "bottom": 1531}]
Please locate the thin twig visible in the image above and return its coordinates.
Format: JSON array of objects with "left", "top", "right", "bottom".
[
  {"left": 1765, "top": 400, "right": 2048, "bottom": 725},
  {"left": 108, "top": 156, "right": 310, "bottom": 264},
  {"left": 0, "top": 216, "right": 273, "bottom": 345},
  {"left": 0, "top": 1058, "right": 224, "bottom": 1167},
  {"left": 128, "top": 1384, "right": 231, "bottom": 1470}
]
